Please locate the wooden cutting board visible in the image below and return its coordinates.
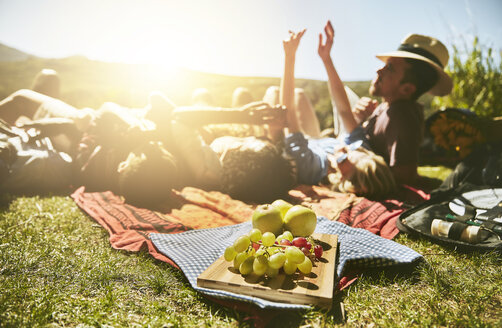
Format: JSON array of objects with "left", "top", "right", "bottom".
[{"left": 197, "top": 233, "right": 338, "bottom": 309}]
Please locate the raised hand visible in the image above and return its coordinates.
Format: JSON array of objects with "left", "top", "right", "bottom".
[
  {"left": 283, "top": 29, "right": 306, "bottom": 57},
  {"left": 318, "top": 20, "right": 334, "bottom": 62},
  {"left": 353, "top": 97, "right": 379, "bottom": 123}
]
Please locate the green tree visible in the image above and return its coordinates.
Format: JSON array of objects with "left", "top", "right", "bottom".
[{"left": 432, "top": 37, "right": 502, "bottom": 118}]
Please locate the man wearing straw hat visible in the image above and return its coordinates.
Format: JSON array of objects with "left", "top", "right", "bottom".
[{"left": 320, "top": 20, "right": 453, "bottom": 185}]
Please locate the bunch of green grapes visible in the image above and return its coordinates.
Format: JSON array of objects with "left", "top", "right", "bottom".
[{"left": 223, "top": 228, "right": 324, "bottom": 278}]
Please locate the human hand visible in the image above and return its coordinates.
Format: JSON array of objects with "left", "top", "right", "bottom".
[
  {"left": 353, "top": 97, "right": 379, "bottom": 123},
  {"left": 283, "top": 29, "right": 306, "bottom": 57},
  {"left": 242, "top": 102, "right": 288, "bottom": 142},
  {"left": 245, "top": 102, "right": 287, "bottom": 127},
  {"left": 326, "top": 153, "right": 339, "bottom": 174},
  {"left": 318, "top": 20, "right": 334, "bottom": 62}
]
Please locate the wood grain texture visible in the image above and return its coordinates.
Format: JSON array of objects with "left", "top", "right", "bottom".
[{"left": 197, "top": 233, "right": 338, "bottom": 309}]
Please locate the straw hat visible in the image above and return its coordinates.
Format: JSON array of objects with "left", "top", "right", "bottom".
[{"left": 376, "top": 34, "right": 453, "bottom": 96}]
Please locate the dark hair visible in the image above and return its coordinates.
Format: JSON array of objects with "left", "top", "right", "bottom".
[
  {"left": 401, "top": 58, "right": 439, "bottom": 99},
  {"left": 211, "top": 136, "right": 296, "bottom": 203},
  {"left": 118, "top": 142, "right": 181, "bottom": 208}
]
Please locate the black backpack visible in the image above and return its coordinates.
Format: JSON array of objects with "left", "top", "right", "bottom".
[{"left": 398, "top": 142, "right": 502, "bottom": 252}]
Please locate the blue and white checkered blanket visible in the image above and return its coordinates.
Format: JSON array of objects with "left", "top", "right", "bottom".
[{"left": 151, "top": 216, "right": 422, "bottom": 310}]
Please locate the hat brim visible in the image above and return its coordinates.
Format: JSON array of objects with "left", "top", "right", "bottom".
[{"left": 376, "top": 50, "right": 453, "bottom": 96}]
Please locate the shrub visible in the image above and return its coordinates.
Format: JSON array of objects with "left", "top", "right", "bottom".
[{"left": 432, "top": 37, "right": 502, "bottom": 118}]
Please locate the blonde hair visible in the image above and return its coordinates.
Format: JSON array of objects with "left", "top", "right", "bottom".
[{"left": 328, "top": 147, "right": 397, "bottom": 198}]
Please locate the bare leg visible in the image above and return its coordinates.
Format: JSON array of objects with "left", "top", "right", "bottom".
[
  {"left": 144, "top": 91, "right": 176, "bottom": 126},
  {"left": 0, "top": 89, "right": 49, "bottom": 125},
  {"left": 260, "top": 86, "right": 281, "bottom": 141},
  {"left": 191, "top": 88, "right": 214, "bottom": 106},
  {"left": 266, "top": 85, "right": 322, "bottom": 138},
  {"left": 263, "top": 86, "right": 280, "bottom": 106},
  {"left": 0, "top": 88, "right": 94, "bottom": 134},
  {"left": 294, "top": 88, "right": 321, "bottom": 138},
  {"left": 231, "top": 87, "right": 253, "bottom": 107}
]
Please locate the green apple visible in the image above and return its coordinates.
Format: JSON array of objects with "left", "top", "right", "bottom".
[
  {"left": 252, "top": 204, "right": 283, "bottom": 235},
  {"left": 283, "top": 205, "right": 317, "bottom": 237},
  {"left": 271, "top": 199, "right": 293, "bottom": 219}
]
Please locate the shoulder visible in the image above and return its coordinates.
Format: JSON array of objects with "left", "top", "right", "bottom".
[
  {"left": 385, "top": 100, "right": 423, "bottom": 126},
  {"left": 387, "top": 100, "right": 422, "bottom": 117}
]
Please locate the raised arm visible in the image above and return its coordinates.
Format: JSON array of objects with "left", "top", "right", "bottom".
[
  {"left": 280, "top": 29, "right": 305, "bottom": 134},
  {"left": 318, "top": 21, "right": 358, "bottom": 133}
]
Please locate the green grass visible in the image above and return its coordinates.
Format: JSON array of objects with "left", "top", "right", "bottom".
[
  {"left": 1, "top": 191, "right": 501, "bottom": 327},
  {"left": 1, "top": 44, "right": 500, "bottom": 327},
  {"left": 418, "top": 166, "right": 454, "bottom": 182},
  {"left": 0, "top": 196, "right": 241, "bottom": 327}
]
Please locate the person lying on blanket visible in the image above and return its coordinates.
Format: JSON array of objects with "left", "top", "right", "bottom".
[
  {"left": 0, "top": 80, "right": 294, "bottom": 204},
  {"left": 0, "top": 89, "right": 182, "bottom": 203},
  {"left": 131, "top": 94, "right": 296, "bottom": 203},
  {"left": 278, "top": 24, "right": 397, "bottom": 198}
]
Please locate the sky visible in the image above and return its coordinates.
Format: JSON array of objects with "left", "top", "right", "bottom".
[{"left": 0, "top": 0, "right": 501, "bottom": 81}]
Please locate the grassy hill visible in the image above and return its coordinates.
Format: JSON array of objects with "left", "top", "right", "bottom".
[
  {"left": 0, "top": 43, "right": 33, "bottom": 62},
  {"left": 0, "top": 51, "right": 372, "bottom": 131},
  {"left": 0, "top": 43, "right": 442, "bottom": 131}
]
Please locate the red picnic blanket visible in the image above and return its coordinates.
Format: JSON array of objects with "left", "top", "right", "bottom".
[
  {"left": 71, "top": 186, "right": 254, "bottom": 267},
  {"left": 71, "top": 184, "right": 428, "bottom": 326},
  {"left": 289, "top": 184, "right": 429, "bottom": 239},
  {"left": 71, "top": 184, "right": 428, "bottom": 268}
]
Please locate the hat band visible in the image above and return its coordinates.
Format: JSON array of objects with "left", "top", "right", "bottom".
[{"left": 398, "top": 44, "right": 443, "bottom": 67}]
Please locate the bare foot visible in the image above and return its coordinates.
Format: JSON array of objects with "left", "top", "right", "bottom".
[{"left": 144, "top": 91, "right": 176, "bottom": 125}]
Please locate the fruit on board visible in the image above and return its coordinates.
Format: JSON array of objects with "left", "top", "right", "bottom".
[
  {"left": 261, "top": 232, "right": 276, "bottom": 246},
  {"left": 239, "top": 256, "right": 254, "bottom": 275},
  {"left": 233, "top": 235, "right": 250, "bottom": 253},
  {"left": 297, "top": 256, "right": 313, "bottom": 275},
  {"left": 271, "top": 199, "right": 293, "bottom": 218},
  {"left": 268, "top": 252, "right": 286, "bottom": 269},
  {"left": 283, "top": 205, "right": 317, "bottom": 237},
  {"left": 248, "top": 228, "right": 262, "bottom": 242},
  {"left": 252, "top": 255, "right": 268, "bottom": 276},
  {"left": 223, "top": 203, "right": 325, "bottom": 278},
  {"left": 314, "top": 244, "right": 323, "bottom": 259},
  {"left": 233, "top": 252, "right": 248, "bottom": 270},
  {"left": 252, "top": 204, "right": 283, "bottom": 235},
  {"left": 285, "top": 245, "right": 306, "bottom": 264},
  {"left": 266, "top": 266, "right": 279, "bottom": 278},
  {"left": 224, "top": 230, "right": 324, "bottom": 277},
  {"left": 224, "top": 246, "right": 237, "bottom": 261},
  {"left": 282, "top": 230, "right": 294, "bottom": 241},
  {"left": 283, "top": 259, "right": 297, "bottom": 275},
  {"left": 292, "top": 237, "right": 308, "bottom": 248}
]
